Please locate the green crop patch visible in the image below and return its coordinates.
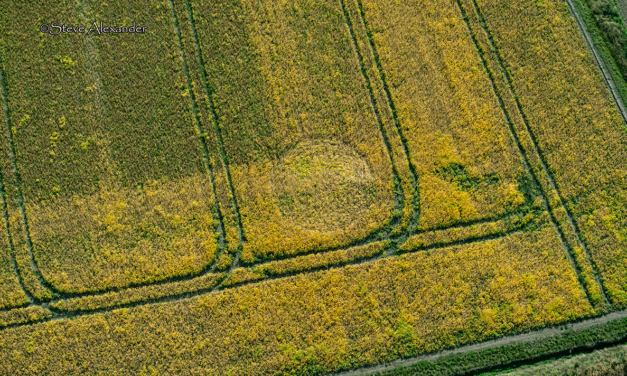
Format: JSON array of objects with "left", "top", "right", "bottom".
[{"left": 0, "top": 0, "right": 626, "bottom": 374}]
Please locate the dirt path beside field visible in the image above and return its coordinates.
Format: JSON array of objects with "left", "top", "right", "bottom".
[
  {"left": 332, "top": 308, "right": 627, "bottom": 376},
  {"left": 565, "top": 0, "right": 627, "bottom": 124}
]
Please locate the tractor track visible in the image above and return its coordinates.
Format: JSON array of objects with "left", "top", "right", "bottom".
[
  {"left": 468, "top": 0, "right": 611, "bottom": 307},
  {"left": 338, "top": 0, "right": 409, "bottom": 241},
  {"left": 0, "top": 50, "right": 55, "bottom": 301},
  {"left": 455, "top": 0, "right": 608, "bottom": 308},
  {"left": 0, "top": 225, "right": 522, "bottom": 331},
  {"left": 331, "top": 307, "right": 627, "bottom": 376},
  {"left": 350, "top": 0, "right": 422, "bottom": 236},
  {"left": 0, "top": 54, "right": 32, "bottom": 304},
  {"left": 180, "top": 0, "right": 246, "bottom": 271}
]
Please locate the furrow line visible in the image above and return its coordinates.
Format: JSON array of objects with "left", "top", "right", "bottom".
[
  {"left": 352, "top": 0, "right": 422, "bottom": 235},
  {"left": 469, "top": 0, "right": 609, "bottom": 308},
  {"left": 181, "top": 0, "right": 246, "bottom": 270},
  {"left": 454, "top": 0, "right": 597, "bottom": 308},
  {"left": 75, "top": 0, "right": 107, "bottom": 129},
  {"left": 0, "top": 50, "right": 53, "bottom": 302},
  {"left": 338, "top": 0, "right": 408, "bottom": 242}
]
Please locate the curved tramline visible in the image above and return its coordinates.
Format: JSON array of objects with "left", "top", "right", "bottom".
[
  {"left": 0, "top": 0, "right": 224, "bottom": 298},
  {"left": 0, "top": 0, "right": 627, "bottom": 374},
  {"left": 0, "top": 0, "right": 593, "bottom": 323}
]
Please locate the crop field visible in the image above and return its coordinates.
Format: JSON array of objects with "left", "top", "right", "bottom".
[{"left": 0, "top": 0, "right": 626, "bottom": 374}]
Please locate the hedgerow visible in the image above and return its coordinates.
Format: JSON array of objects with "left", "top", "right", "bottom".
[{"left": 376, "top": 316, "right": 627, "bottom": 376}]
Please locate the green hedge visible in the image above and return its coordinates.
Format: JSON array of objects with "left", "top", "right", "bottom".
[
  {"left": 571, "top": 0, "right": 627, "bottom": 107},
  {"left": 375, "top": 315, "right": 627, "bottom": 375}
]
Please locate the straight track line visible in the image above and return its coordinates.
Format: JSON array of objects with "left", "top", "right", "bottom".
[
  {"left": 0, "top": 52, "right": 32, "bottom": 305},
  {"left": 351, "top": 0, "right": 421, "bottom": 236},
  {"left": 338, "top": 0, "right": 411, "bottom": 241},
  {"left": 0, "top": 50, "right": 52, "bottom": 301},
  {"left": 167, "top": 0, "right": 227, "bottom": 273},
  {"left": 454, "top": 0, "right": 599, "bottom": 307},
  {"left": 1, "top": 226, "right": 522, "bottom": 331},
  {"left": 181, "top": 0, "right": 246, "bottom": 270},
  {"left": 467, "top": 0, "right": 609, "bottom": 307},
  {"left": 0, "top": 166, "right": 32, "bottom": 305}
]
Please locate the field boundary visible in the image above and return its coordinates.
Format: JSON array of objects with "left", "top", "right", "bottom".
[
  {"left": 0, "top": 0, "right": 616, "bottom": 357},
  {"left": 331, "top": 308, "right": 627, "bottom": 376},
  {"left": 565, "top": 0, "right": 627, "bottom": 126}
]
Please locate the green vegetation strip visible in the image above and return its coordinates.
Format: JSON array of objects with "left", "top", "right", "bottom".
[
  {"left": 494, "top": 343, "right": 627, "bottom": 376},
  {"left": 570, "top": 0, "right": 627, "bottom": 124},
  {"left": 334, "top": 310, "right": 627, "bottom": 376}
]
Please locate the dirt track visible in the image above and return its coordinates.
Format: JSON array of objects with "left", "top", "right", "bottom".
[
  {"left": 564, "top": 0, "right": 627, "bottom": 124},
  {"left": 332, "top": 308, "right": 627, "bottom": 376}
]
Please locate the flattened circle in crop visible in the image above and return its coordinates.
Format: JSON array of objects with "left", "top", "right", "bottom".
[{"left": 271, "top": 139, "right": 378, "bottom": 232}]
